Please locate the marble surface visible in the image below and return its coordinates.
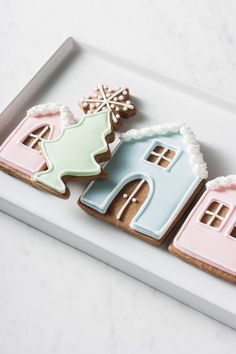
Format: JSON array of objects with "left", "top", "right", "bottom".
[{"left": 1, "top": 0, "right": 236, "bottom": 353}]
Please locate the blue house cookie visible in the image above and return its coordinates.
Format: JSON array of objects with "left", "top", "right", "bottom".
[{"left": 79, "top": 122, "right": 208, "bottom": 246}]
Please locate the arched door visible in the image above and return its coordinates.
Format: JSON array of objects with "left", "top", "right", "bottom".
[{"left": 107, "top": 178, "right": 149, "bottom": 228}]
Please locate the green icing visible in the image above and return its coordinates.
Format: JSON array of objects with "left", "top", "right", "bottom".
[{"left": 33, "top": 111, "right": 112, "bottom": 194}]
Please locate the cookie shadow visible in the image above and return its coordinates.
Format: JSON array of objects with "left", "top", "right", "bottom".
[{"left": 200, "top": 141, "right": 235, "bottom": 178}]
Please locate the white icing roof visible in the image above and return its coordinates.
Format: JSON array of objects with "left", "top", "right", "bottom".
[
  {"left": 206, "top": 175, "right": 236, "bottom": 190},
  {"left": 120, "top": 122, "right": 208, "bottom": 179},
  {"left": 27, "top": 103, "right": 77, "bottom": 127}
]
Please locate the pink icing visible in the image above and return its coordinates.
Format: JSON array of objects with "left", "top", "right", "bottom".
[
  {"left": 173, "top": 187, "right": 236, "bottom": 276},
  {"left": 0, "top": 113, "right": 61, "bottom": 176}
]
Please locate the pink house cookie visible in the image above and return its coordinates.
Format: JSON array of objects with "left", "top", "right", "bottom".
[{"left": 169, "top": 175, "right": 236, "bottom": 284}]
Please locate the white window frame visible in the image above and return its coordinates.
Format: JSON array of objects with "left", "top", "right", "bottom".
[
  {"left": 22, "top": 125, "right": 51, "bottom": 152},
  {"left": 198, "top": 199, "right": 231, "bottom": 232},
  {"left": 143, "top": 139, "right": 179, "bottom": 172}
]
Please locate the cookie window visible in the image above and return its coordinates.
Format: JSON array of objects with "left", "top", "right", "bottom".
[
  {"left": 228, "top": 224, "right": 236, "bottom": 239},
  {"left": 22, "top": 125, "right": 51, "bottom": 151},
  {"left": 200, "top": 201, "right": 229, "bottom": 228},
  {"left": 146, "top": 145, "right": 176, "bottom": 168}
]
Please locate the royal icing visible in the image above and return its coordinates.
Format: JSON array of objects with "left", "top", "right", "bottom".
[
  {"left": 120, "top": 122, "right": 208, "bottom": 179},
  {"left": 81, "top": 123, "right": 208, "bottom": 240},
  {"left": 173, "top": 178, "right": 236, "bottom": 276},
  {"left": 116, "top": 179, "right": 145, "bottom": 220},
  {"left": 27, "top": 103, "right": 77, "bottom": 127},
  {"left": 0, "top": 103, "right": 70, "bottom": 176},
  {"left": 33, "top": 110, "right": 112, "bottom": 194},
  {"left": 206, "top": 175, "right": 236, "bottom": 190},
  {"left": 80, "top": 84, "right": 136, "bottom": 124}
]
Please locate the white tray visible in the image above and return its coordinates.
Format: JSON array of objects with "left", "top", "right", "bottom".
[{"left": 1, "top": 37, "right": 236, "bottom": 329}]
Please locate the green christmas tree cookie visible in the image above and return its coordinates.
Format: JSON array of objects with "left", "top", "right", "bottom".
[{"left": 32, "top": 109, "right": 114, "bottom": 198}]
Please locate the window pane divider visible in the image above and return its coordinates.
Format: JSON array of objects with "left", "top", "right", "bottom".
[{"left": 25, "top": 125, "right": 50, "bottom": 149}]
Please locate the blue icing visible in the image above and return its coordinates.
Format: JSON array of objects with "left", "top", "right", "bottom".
[{"left": 81, "top": 133, "right": 202, "bottom": 240}]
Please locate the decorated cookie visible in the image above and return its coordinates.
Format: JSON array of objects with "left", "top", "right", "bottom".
[
  {"left": 0, "top": 103, "right": 115, "bottom": 198},
  {"left": 169, "top": 175, "right": 236, "bottom": 284},
  {"left": 79, "top": 122, "right": 208, "bottom": 246},
  {"left": 79, "top": 84, "right": 137, "bottom": 129}
]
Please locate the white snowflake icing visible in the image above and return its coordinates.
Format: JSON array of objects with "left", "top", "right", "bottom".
[{"left": 80, "top": 84, "right": 135, "bottom": 124}]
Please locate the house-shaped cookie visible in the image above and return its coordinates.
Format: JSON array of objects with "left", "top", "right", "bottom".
[
  {"left": 79, "top": 122, "right": 208, "bottom": 246},
  {"left": 0, "top": 103, "right": 76, "bottom": 179},
  {"left": 169, "top": 175, "right": 236, "bottom": 284}
]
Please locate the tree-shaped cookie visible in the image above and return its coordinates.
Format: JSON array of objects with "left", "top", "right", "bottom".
[
  {"left": 79, "top": 84, "right": 137, "bottom": 130},
  {"left": 32, "top": 108, "right": 114, "bottom": 198}
]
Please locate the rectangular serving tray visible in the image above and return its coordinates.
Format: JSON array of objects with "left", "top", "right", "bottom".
[{"left": 1, "top": 37, "right": 236, "bottom": 329}]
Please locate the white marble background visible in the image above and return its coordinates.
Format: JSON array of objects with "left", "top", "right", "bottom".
[{"left": 1, "top": 0, "right": 236, "bottom": 353}]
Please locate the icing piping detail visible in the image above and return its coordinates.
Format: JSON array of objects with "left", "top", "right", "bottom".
[
  {"left": 173, "top": 189, "right": 236, "bottom": 276},
  {"left": 206, "top": 175, "right": 236, "bottom": 190},
  {"left": 116, "top": 179, "right": 145, "bottom": 220},
  {"left": 120, "top": 122, "right": 208, "bottom": 179},
  {"left": 32, "top": 110, "right": 112, "bottom": 194},
  {"left": 27, "top": 103, "right": 77, "bottom": 127},
  {"left": 80, "top": 84, "right": 134, "bottom": 124}
]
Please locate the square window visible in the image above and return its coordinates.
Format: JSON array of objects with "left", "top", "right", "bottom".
[
  {"left": 200, "top": 201, "right": 229, "bottom": 229},
  {"left": 146, "top": 145, "right": 176, "bottom": 169}
]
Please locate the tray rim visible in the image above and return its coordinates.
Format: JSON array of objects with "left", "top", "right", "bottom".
[{"left": 2, "top": 36, "right": 236, "bottom": 120}]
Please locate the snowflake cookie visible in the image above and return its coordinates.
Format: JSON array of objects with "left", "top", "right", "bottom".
[{"left": 79, "top": 84, "right": 137, "bottom": 129}]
